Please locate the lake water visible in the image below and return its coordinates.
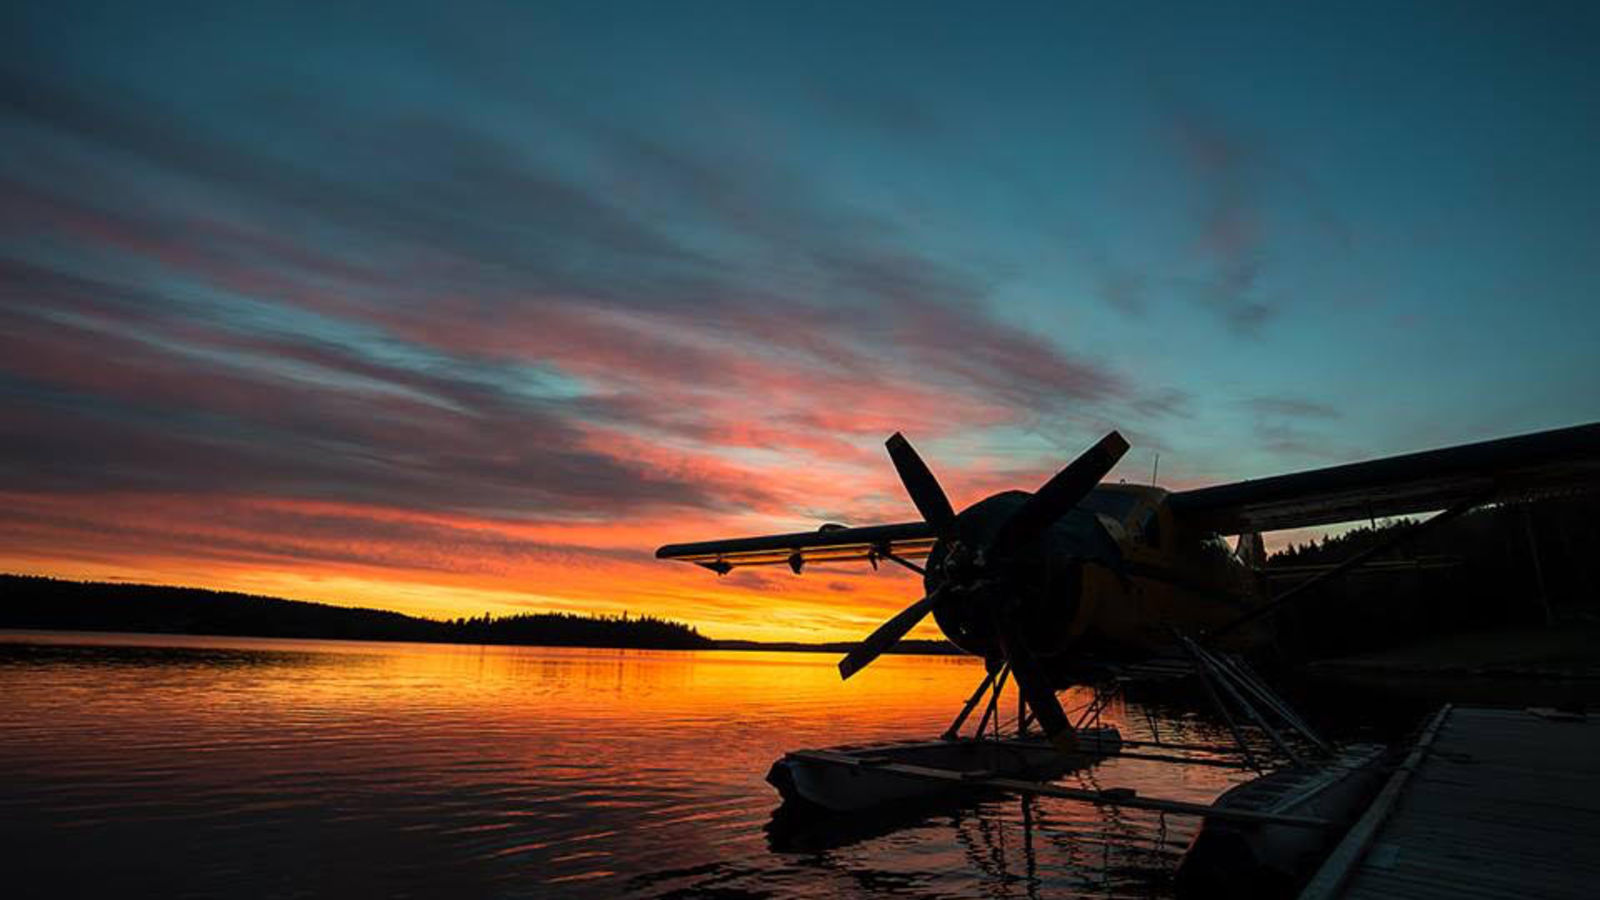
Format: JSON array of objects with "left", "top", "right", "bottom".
[{"left": 0, "top": 631, "right": 1254, "bottom": 898}]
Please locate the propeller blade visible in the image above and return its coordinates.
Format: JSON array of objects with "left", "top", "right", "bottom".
[
  {"left": 886, "top": 432, "right": 957, "bottom": 537},
  {"left": 991, "top": 431, "right": 1130, "bottom": 555},
  {"left": 837, "top": 591, "right": 940, "bottom": 681},
  {"left": 998, "top": 624, "right": 1078, "bottom": 753}
]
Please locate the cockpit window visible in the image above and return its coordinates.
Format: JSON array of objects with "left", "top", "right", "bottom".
[{"left": 1078, "top": 490, "right": 1140, "bottom": 523}]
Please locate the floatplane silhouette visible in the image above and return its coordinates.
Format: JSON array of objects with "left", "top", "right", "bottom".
[{"left": 658, "top": 422, "right": 1600, "bottom": 893}]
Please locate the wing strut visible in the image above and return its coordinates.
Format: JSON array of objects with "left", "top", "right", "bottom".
[{"left": 1208, "top": 491, "right": 1489, "bottom": 641}]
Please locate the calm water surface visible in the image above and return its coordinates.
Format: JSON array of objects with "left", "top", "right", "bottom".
[{"left": 0, "top": 631, "right": 1251, "bottom": 898}]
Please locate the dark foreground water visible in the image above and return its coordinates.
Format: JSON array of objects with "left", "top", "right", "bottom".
[{"left": 0, "top": 631, "right": 1253, "bottom": 898}]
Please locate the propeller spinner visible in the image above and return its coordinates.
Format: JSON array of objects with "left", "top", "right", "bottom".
[{"left": 837, "top": 430, "right": 1130, "bottom": 754}]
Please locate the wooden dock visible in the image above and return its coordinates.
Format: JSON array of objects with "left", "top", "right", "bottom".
[{"left": 1299, "top": 704, "right": 1600, "bottom": 899}]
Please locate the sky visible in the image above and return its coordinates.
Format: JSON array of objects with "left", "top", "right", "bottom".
[{"left": 2, "top": 2, "right": 1597, "bottom": 641}]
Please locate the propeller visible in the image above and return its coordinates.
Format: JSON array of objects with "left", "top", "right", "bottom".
[
  {"left": 836, "top": 588, "right": 943, "bottom": 681},
  {"left": 835, "top": 432, "right": 955, "bottom": 681},
  {"left": 991, "top": 431, "right": 1131, "bottom": 555},
  {"left": 885, "top": 432, "right": 957, "bottom": 538},
  {"left": 837, "top": 430, "right": 1129, "bottom": 754}
]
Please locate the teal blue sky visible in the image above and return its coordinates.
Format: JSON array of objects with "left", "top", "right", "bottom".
[{"left": 1, "top": 2, "right": 1597, "bottom": 605}]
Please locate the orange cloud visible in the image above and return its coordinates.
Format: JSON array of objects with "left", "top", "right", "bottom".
[{"left": 0, "top": 490, "right": 939, "bottom": 642}]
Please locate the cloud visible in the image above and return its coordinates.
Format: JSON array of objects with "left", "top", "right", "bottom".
[
  {"left": 1237, "top": 394, "right": 1348, "bottom": 463},
  {"left": 1170, "top": 110, "right": 1281, "bottom": 336},
  {"left": 1245, "top": 395, "right": 1342, "bottom": 420},
  {"left": 1096, "top": 265, "right": 1149, "bottom": 317},
  {"left": 0, "top": 41, "right": 1195, "bottom": 638},
  {"left": 1251, "top": 422, "right": 1352, "bottom": 462},
  {"left": 1132, "top": 388, "right": 1194, "bottom": 420}
]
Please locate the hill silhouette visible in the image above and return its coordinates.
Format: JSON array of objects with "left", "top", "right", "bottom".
[
  {"left": 0, "top": 575, "right": 712, "bottom": 650},
  {"left": 0, "top": 574, "right": 962, "bottom": 654}
]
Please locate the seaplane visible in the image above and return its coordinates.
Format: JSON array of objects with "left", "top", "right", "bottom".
[{"left": 656, "top": 421, "right": 1600, "bottom": 888}]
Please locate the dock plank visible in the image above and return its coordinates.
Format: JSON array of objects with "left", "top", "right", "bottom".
[{"left": 1299, "top": 705, "right": 1600, "bottom": 900}]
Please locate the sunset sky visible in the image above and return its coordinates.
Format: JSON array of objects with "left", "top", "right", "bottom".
[{"left": 3, "top": 2, "right": 1597, "bottom": 641}]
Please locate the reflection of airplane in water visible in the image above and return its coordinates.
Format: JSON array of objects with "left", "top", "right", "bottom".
[
  {"left": 661, "top": 422, "right": 1600, "bottom": 895},
  {"left": 767, "top": 774, "right": 1182, "bottom": 900}
]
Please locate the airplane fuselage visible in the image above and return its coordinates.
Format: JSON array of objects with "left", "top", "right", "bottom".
[{"left": 924, "top": 484, "right": 1271, "bottom": 683}]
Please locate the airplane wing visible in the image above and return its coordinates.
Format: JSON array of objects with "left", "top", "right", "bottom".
[
  {"left": 655, "top": 521, "right": 935, "bottom": 572},
  {"left": 1168, "top": 421, "right": 1600, "bottom": 534}
]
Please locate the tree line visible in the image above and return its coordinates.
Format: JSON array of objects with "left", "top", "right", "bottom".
[
  {"left": 0, "top": 575, "right": 712, "bottom": 650},
  {"left": 1261, "top": 493, "right": 1599, "bottom": 658}
]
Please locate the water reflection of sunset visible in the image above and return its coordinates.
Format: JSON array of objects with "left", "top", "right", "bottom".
[{"left": 0, "top": 633, "right": 1249, "bottom": 897}]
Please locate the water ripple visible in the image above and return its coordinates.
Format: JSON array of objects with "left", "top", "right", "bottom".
[{"left": 0, "top": 631, "right": 1253, "bottom": 898}]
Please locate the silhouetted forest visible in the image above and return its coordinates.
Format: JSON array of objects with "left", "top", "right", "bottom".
[
  {"left": 0, "top": 575, "right": 712, "bottom": 649},
  {"left": 0, "top": 575, "right": 963, "bottom": 654},
  {"left": 1264, "top": 494, "right": 1599, "bottom": 658},
  {"left": 443, "top": 610, "right": 713, "bottom": 648}
]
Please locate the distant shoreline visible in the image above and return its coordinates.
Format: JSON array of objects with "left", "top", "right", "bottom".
[
  {"left": 709, "top": 638, "right": 959, "bottom": 655},
  {"left": 0, "top": 626, "right": 964, "bottom": 656},
  {"left": 0, "top": 574, "right": 962, "bottom": 656}
]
